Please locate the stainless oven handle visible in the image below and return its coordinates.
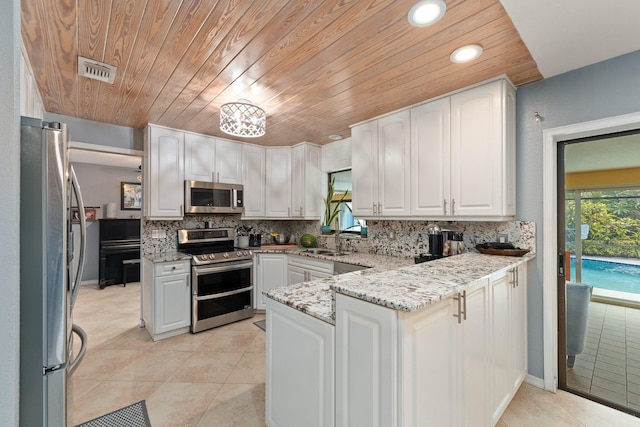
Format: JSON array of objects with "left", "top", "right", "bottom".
[
  {"left": 194, "top": 286, "right": 253, "bottom": 301},
  {"left": 193, "top": 260, "right": 254, "bottom": 275},
  {"left": 232, "top": 188, "right": 238, "bottom": 209}
]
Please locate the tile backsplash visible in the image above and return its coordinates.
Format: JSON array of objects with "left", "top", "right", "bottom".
[
  {"left": 143, "top": 216, "right": 535, "bottom": 260},
  {"left": 320, "top": 220, "right": 536, "bottom": 258}
]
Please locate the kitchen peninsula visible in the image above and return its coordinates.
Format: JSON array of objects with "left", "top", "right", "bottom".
[{"left": 265, "top": 252, "right": 534, "bottom": 427}]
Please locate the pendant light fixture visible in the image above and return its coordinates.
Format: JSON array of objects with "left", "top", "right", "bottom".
[{"left": 219, "top": 101, "right": 266, "bottom": 138}]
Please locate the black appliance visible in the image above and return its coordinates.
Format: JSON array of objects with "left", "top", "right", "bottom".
[
  {"left": 428, "top": 226, "right": 444, "bottom": 258},
  {"left": 98, "top": 219, "right": 141, "bottom": 288},
  {"left": 414, "top": 253, "right": 441, "bottom": 264},
  {"left": 177, "top": 227, "right": 254, "bottom": 333}
]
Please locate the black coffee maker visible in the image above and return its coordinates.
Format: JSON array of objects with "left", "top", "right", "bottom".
[{"left": 427, "top": 225, "right": 443, "bottom": 258}]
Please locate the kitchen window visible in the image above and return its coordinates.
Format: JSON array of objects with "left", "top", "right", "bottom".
[{"left": 328, "top": 170, "right": 365, "bottom": 233}]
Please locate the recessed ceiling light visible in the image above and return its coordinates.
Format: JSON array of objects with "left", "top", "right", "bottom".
[
  {"left": 450, "top": 44, "right": 483, "bottom": 63},
  {"left": 408, "top": 0, "right": 446, "bottom": 27},
  {"left": 328, "top": 134, "right": 343, "bottom": 140}
]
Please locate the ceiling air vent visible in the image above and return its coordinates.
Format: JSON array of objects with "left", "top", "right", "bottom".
[{"left": 77, "top": 56, "right": 117, "bottom": 84}]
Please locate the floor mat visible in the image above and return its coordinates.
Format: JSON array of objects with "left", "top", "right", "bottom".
[
  {"left": 253, "top": 319, "right": 266, "bottom": 331},
  {"left": 75, "top": 400, "right": 151, "bottom": 427}
]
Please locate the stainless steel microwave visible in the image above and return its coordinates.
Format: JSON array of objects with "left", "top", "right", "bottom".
[{"left": 184, "top": 180, "right": 244, "bottom": 214}]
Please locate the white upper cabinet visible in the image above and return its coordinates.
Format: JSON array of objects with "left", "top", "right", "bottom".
[
  {"left": 321, "top": 137, "right": 352, "bottom": 172},
  {"left": 378, "top": 111, "right": 412, "bottom": 216},
  {"left": 351, "top": 121, "right": 378, "bottom": 217},
  {"left": 450, "top": 79, "right": 515, "bottom": 218},
  {"left": 215, "top": 138, "right": 243, "bottom": 184},
  {"left": 265, "top": 147, "right": 292, "bottom": 218},
  {"left": 184, "top": 132, "right": 215, "bottom": 182},
  {"left": 411, "top": 97, "right": 451, "bottom": 216},
  {"left": 144, "top": 125, "right": 185, "bottom": 220},
  {"left": 352, "top": 110, "right": 411, "bottom": 217},
  {"left": 184, "top": 133, "right": 243, "bottom": 184},
  {"left": 242, "top": 144, "right": 266, "bottom": 218},
  {"left": 291, "top": 143, "right": 322, "bottom": 219},
  {"left": 352, "top": 77, "right": 516, "bottom": 221}
]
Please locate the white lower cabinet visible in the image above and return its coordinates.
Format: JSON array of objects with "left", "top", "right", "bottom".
[
  {"left": 288, "top": 255, "right": 333, "bottom": 285},
  {"left": 255, "top": 253, "right": 288, "bottom": 310},
  {"left": 336, "top": 294, "right": 398, "bottom": 427},
  {"left": 266, "top": 299, "right": 335, "bottom": 427},
  {"left": 490, "top": 265, "right": 528, "bottom": 424},
  {"left": 142, "top": 259, "right": 191, "bottom": 341},
  {"left": 333, "top": 261, "right": 528, "bottom": 427},
  {"left": 512, "top": 264, "right": 528, "bottom": 390}
]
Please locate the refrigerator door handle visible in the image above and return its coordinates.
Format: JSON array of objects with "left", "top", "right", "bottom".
[
  {"left": 68, "top": 323, "right": 87, "bottom": 375},
  {"left": 70, "top": 165, "right": 86, "bottom": 306}
]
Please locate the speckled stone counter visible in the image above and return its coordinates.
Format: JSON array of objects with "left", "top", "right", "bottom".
[
  {"left": 265, "top": 251, "right": 535, "bottom": 325},
  {"left": 143, "top": 251, "right": 192, "bottom": 263}
]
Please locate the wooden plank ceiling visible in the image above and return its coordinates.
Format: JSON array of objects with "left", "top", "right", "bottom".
[{"left": 21, "top": 0, "right": 542, "bottom": 146}]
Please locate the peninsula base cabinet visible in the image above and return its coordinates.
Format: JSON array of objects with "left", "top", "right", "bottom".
[
  {"left": 334, "top": 262, "right": 528, "bottom": 427},
  {"left": 142, "top": 259, "right": 191, "bottom": 341},
  {"left": 266, "top": 299, "right": 335, "bottom": 427}
]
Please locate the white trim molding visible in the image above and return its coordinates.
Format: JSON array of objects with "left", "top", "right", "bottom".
[{"left": 543, "top": 111, "right": 640, "bottom": 392}]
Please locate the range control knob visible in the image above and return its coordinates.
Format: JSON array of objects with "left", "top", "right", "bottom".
[
  {"left": 243, "top": 251, "right": 249, "bottom": 256},
  {"left": 223, "top": 253, "right": 229, "bottom": 259},
  {"left": 237, "top": 252, "right": 242, "bottom": 257},
  {"left": 208, "top": 254, "right": 215, "bottom": 260}
]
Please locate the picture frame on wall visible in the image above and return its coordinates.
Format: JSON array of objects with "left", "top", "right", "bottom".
[
  {"left": 121, "top": 182, "right": 142, "bottom": 210},
  {"left": 71, "top": 207, "right": 98, "bottom": 223}
]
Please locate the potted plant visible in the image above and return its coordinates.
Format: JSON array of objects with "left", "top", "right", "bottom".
[{"left": 322, "top": 178, "right": 350, "bottom": 234}]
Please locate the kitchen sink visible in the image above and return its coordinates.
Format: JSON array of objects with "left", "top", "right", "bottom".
[
  {"left": 304, "top": 248, "right": 335, "bottom": 255},
  {"left": 334, "top": 261, "right": 370, "bottom": 275}
]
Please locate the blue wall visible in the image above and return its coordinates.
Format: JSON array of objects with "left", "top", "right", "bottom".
[
  {"left": 516, "top": 50, "right": 640, "bottom": 379},
  {"left": 45, "top": 112, "right": 143, "bottom": 151}
]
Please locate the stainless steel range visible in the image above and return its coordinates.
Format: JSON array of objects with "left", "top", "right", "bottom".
[{"left": 177, "top": 228, "right": 254, "bottom": 333}]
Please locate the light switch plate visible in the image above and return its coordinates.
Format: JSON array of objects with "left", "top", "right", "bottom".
[{"left": 497, "top": 233, "right": 508, "bottom": 244}]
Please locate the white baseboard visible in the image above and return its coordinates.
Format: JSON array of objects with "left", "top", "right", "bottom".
[
  {"left": 526, "top": 374, "right": 545, "bottom": 390},
  {"left": 80, "top": 279, "right": 99, "bottom": 286}
]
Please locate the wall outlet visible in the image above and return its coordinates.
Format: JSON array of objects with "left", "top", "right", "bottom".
[
  {"left": 497, "top": 233, "right": 509, "bottom": 244},
  {"left": 152, "top": 229, "right": 166, "bottom": 239},
  {"left": 388, "top": 231, "right": 395, "bottom": 239}
]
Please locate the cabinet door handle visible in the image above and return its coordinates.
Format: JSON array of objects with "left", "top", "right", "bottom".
[
  {"left": 453, "top": 292, "right": 463, "bottom": 324},
  {"left": 217, "top": 172, "right": 220, "bottom": 182},
  {"left": 288, "top": 207, "right": 291, "bottom": 217},
  {"left": 462, "top": 290, "right": 467, "bottom": 320},
  {"left": 451, "top": 199, "right": 455, "bottom": 215},
  {"left": 515, "top": 267, "right": 519, "bottom": 287},
  {"left": 180, "top": 204, "right": 183, "bottom": 216},
  {"left": 378, "top": 203, "right": 382, "bottom": 216},
  {"left": 300, "top": 207, "right": 303, "bottom": 217},
  {"left": 443, "top": 199, "right": 447, "bottom": 215},
  {"left": 373, "top": 203, "right": 377, "bottom": 215}
]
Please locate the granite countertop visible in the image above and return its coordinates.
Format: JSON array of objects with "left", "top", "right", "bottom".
[
  {"left": 143, "top": 251, "right": 192, "bottom": 263},
  {"left": 266, "top": 251, "right": 535, "bottom": 325}
]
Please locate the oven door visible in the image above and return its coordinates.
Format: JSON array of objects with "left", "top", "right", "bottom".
[{"left": 191, "top": 260, "right": 254, "bottom": 332}]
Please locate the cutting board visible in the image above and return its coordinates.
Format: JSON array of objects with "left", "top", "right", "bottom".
[{"left": 259, "top": 244, "right": 299, "bottom": 250}]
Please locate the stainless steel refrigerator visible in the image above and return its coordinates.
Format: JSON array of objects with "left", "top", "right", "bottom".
[{"left": 20, "top": 116, "right": 88, "bottom": 427}]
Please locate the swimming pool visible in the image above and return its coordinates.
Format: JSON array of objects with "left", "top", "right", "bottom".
[{"left": 570, "top": 258, "right": 640, "bottom": 294}]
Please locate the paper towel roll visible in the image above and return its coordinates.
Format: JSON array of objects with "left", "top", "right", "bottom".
[{"left": 106, "top": 202, "right": 117, "bottom": 219}]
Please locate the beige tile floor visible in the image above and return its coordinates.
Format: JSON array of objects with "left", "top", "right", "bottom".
[
  {"left": 72, "top": 283, "right": 640, "bottom": 426},
  {"left": 567, "top": 301, "right": 640, "bottom": 411}
]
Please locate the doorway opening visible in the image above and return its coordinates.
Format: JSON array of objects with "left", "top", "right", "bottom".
[{"left": 557, "top": 130, "right": 640, "bottom": 414}]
